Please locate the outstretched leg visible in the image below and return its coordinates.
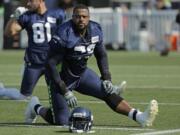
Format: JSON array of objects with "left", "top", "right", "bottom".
[{"left": 76, "top": 68, "right": 158, "bottom": 127}]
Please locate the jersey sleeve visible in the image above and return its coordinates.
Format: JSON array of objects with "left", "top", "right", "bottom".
[
  {"left": 48, "top": 24, "right": 67, "bottom": 57},
  {"left": 17, "top": 14, "right": 29, "bottom": 29},
  {"left": 96, "top": 24, "right": 103, "bottom": 46}
]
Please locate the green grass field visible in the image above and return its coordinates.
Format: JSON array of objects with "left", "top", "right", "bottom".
[{"left": 0, "top": 50, "right": 180, "bottom": 135}]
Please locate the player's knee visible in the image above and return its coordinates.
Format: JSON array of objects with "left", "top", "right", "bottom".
[
  {"left": 44, "top": 109, "right": 69, "bottom": 125},
  {"left": 43, "top": 109, "right": 54, "bottom": 124},
  {"left": 54, "top": 110, "right": 69, "bottom": 125},
  {"left": 19, "top": 93, "right": 30, "bottom": 100},
  {"left": 105, "top": 94, "right": 124, "bottom": 111}
]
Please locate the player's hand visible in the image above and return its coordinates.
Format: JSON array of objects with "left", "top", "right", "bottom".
[
  {"left": 11, "top": 7, "right": 28, "bottom": 20},
  {"left": 64, "top": 91, "right": 77, "bottom": 108},
  {"left": 103, "top": 80, "right": 127, "bottom": 95},
  {"left": 103, "top": 80, "right": 114, "bottom": 94}
]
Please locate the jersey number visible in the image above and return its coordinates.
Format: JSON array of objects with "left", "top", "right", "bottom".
[
  {"left": 32, "top": 23, "right": 51, "bottom": 43},
  {"left": 74, "top": 44, "right": 95, "bottom": 54}
]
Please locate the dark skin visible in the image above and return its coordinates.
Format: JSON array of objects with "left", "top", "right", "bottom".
[{"left": 72, "top": 8, "right": 90, "bottom": 37}]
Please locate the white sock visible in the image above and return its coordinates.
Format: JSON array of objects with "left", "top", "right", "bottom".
[
  {"left": 37, "top": 106, "right": 43, "bottom": 115},
  {"left": 128, "top": 108, "right": 143, "bottom": 122},
  {"left": 136, "top": 111, "right": 144, "bottom": 124},
  {"left": 128, "top": 108, "right": 135, "bottom": 119},
  {"left": 0, "top": 88, "right": 27, "bottom": 100}
]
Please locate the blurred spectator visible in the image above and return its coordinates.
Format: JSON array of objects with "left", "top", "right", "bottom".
[
  {"left": 164, "top": 0, "right": 172, "bottom": 9},
  {"left": 59, "top": 0, "right": 77, "bottom": 20},
  {"left": 138, "top": 21, "right": 155, "bottom": 52},
  {"left": 146, "top": 0, "right": 157, "bottom": 10},
  {"left": 45, "top": 0, "right": 76, "bottom": 20},
  {"left": 156, "top": 0, "right": 171, "bottom": 10},
  {"left": 176, "top": 10, "right": 180, "bottom": 25},
  {"left": 112, "top": 2, "right": 131, "bottom": 10},
  {"left": 175, "top": 10, "right": 180, "bottom": 51},
  {"left": 155, "top": 33, "right": 170, "bottom": 56},
  {"left": 45, "top": 0, "right": 76, "bottom": 10},
  {"left": 127, "top": 21, "right": 155, "bottom": 51},
  {"left": 59, "top": 0, "right": 76, "bottom": 9},
  {"left": 45, "top": 0, "right": 59, "bottom": 10},
  {"left": 120, "top": 3, "right": 129, "bottom": 13}
]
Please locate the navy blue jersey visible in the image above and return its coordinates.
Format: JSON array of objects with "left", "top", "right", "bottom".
[
  {"left": 48, "top": 20, "right": 111, "bottom": 81},
  {"left": 18, "top": 9, "right": 65, "bottom": 65}
]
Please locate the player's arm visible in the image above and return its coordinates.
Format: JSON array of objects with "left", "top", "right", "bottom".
[
  {"left": 46, "top": 38, "right": 67, "bottom": 95},
  {"left": 46, "top": 36, "right": 77, "bottom": 108},
  {"left": 94, "top": 43, "right": 111, "bottom": 81},
  {"left": 46, "top": 55, "right": 68, "bottom": 95},
  {"left": 4, "top": 18, "right": 22, "bottom": 37},
  {"left": 4, "top": 7, "right": 27, "bottom": 37},
  {"left": 94, "top": 43, "right": 124, "bottom": 95},
  {"left": 94, "top": 42, "right": 119, "bottom": 95}
]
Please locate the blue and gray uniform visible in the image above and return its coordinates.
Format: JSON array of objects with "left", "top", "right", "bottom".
[
  {"left": 18, "top": 9, "right": 65, "bottom": 96},
  {"left": 46, "top": 20, "right": 114, "bottom": 125}
]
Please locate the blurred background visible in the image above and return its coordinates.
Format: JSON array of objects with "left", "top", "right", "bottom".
[{"left": 0, "top": 0, "right": 179, "bottom": 53}]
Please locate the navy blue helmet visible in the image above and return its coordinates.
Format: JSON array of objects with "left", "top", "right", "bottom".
[{"left": 69, "top": 107, "right": 93, "bottom": 133}]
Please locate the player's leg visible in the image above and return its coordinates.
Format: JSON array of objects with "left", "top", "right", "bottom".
[
  {"left": 0, "top": 64, "right": 44, "bottom": 100},
  {"left": 76, "top": 68, "right": 114, "bottom": 99},
  {"left": 25, "top": 96, "right": 54, "bottom": 124},
  {"left": 20, "top": 64, "right": 44, "bottom": 97},
  {"left": 0, "top": 82, "right": 21, "bottom": 98},
  {"left": 76, "top": 68, "right": 158, "bottom": 127},
  {"left": 0, "top": 87, "right": 24, "bottom": 99},
  {"left": 25, "top": 80, "right": 70, "bottom": 125},
  {"left": 46, "top": 80, "right": 70, "bottom": 125}
]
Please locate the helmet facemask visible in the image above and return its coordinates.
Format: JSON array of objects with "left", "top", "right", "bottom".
[{"left": 69, "top": 107, "right": 93, "bottom": 133}]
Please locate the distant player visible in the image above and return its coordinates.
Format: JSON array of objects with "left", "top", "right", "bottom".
[
  {"left": 0, "top": 82, "right": 20, "bottom": 99},
  {"left": 2, "top": 0, "right": 65, "bottom": 100},
  {"left": 25, "top": 4, "right": 158, "bottom": 127}
]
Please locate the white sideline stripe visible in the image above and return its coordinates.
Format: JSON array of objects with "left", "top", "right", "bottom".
[
  {"left": 1, "top": 83, "right": 180, "bottom": 89},
  {"left": 0, "top": 124, "right": 154, "bottom": 131},
  {"left": 131, "top": 128, "right": 180, "bottom": 135},
  {"left": 1, "top": 73, "right": 180, "bottom": 78},
  {"left": 61, "top": 101, "right": 180, "bottom": 106},
  {"left": 93, "top": 126, "right": 154, "bottom": 131},
  {"left": 0, "top": 65, "right": 180, "bottom": 68},
  {"left": 1, "top": 100, "right": 180, "bottom": 106},
  {"left": 127, "top": 86, "right": 180, "bottom": 89}
]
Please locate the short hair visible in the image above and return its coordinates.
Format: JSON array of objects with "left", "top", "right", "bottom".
[{"left": 73, "top": 4, "right": 89, "bottom": 13}]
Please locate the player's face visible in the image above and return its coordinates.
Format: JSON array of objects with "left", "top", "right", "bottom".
[
  {"left": 27, "top": 0, "right": 41, "bottom": 12},
  {"left": 72, "top": 9, "right": 90, "bottom": 31}
]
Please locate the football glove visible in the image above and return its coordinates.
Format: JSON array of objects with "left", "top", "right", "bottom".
[
  {"left": 103, "top": 80, "right": 127, "bottom": 95},
  {"left": 11, "top": 7, "right": 28, "bottom": 20},
  {"left": 64, "top": 91, "right": 77, "bottom": 108},
  {"left": 103, "top": 80, "right": 114, "bottom": 94}
]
